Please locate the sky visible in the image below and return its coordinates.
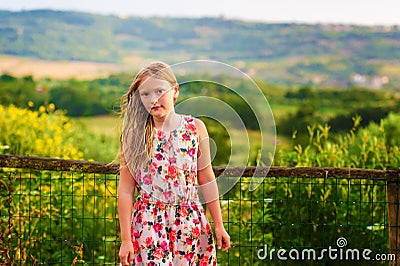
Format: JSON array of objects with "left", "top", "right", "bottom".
[{"left": 0, "top": 0, "right": 399, "bottom": 26}]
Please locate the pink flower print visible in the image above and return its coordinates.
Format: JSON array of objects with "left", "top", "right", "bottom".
[
  {"left": 163, "top": 191, "right": 172, "bottom": 201},
  {"left": 152, "top": 207, "right": 158, "bottom": 217},
  {"left": 184, "top": 116, "right": 194, "bottom": 123},
  {"left": 161, "top": 240, "right": 168, "bottom": 251},
  {"left": 169, "top": 241, "right": 175, "bottom": 253},
  {"left": 157, "top": 130, "right": 166, "bottom": 140},
  {"left": 182, "top": 162, "right": 188, "bottom": 172},
  {"left": 174, "top": 219, "right": 181, "bottom": 226},
  {"left": 187, "top": 171, "right": 196, "bottom": 184},
  {"left": 145, "top": 236, "right": 154, "bottom": 247},
  {"left": 130, "top": 226, "right": 135, "bottom": 238},
  {"left": 148, "top": 162, "right": 157, "bottom": 175},
  {"left": 143, "top": 175, "right": 152, "bottom": 185},
  {"left": 185, "top": 237, "right": 193, "bottom": 245},
  {"left": 153, "top": 247, "right": 165, "bottom": 260},
  {"left": 168, "top": 165, "right": 177, "bottom": 179},
  {"left": 153, "top": 223, "right": 163, "bottom": 233},
  {"left": 191, "top": 203, "right": 199, "bottom": 211},
  {"left": 163, "top": 142, "right": 170, "bottom": 154},
  {"left": 136, "top": 213, "right": 143, "bottom": 223},
  {"left": 156, "top": 153, "right": 163, "bottom": 160},
  {"left": 133, "top": 240, "right": 140, "bottom": 253},
  {"left": 205, "top": 223, "right": 211, "bottom": 233},
  {"left": 169, "top": 230, "right": 177, "bottom": 242},
  {"left": 134, "top": 200, "right": 141, "bottom": 211},
  {"left": 173, "top": 180, "right": 180, "bottom": 187},
  {"left": 133, "top": 231, "right": 141, "bottom": 238},
  {"left": 192, "top": 226, "right": 200, "bottom": 239},
  {"left": 185, "top": 123, "right": 197, "bottom": 134},
  {"left": 142, "top": 196, "right": 150, "bottom": 205},
  {"left": 156, "top": 201, "right": 166, "bottom": 210},
  {"left": 200, "top": 256, "right": 209, "bottom": 266},
  {"left": 193, "top": 219, "right": 200, "bottom": 224},
  {"left": 182, "top": 133, "right": 191, "bottom": 141},
  {"left": 169, "top": 157, "right": 176, "bottom": 164},
  {"left": 179, "top": 205, "right": 188, "bottom": 217},
  {"left": 187, "top": 147, "right": 196, "bottom": 157},
  {"left": 184, "top": 251, "right": 194, "bottom": 261}
]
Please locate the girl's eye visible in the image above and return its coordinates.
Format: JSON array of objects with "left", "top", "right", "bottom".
[
  {"left": 157, "top": 90, "right": 164, "bottom": 94},
  {"left": 141, "top": 93, "right": 149, "bottom": 97}
]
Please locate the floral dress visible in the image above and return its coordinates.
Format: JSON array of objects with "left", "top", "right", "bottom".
[{"left": 130, "top": 115, "right": 217, "bottom": 265}]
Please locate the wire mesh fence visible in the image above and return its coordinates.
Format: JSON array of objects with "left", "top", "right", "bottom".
[
  {"left": 0, "top": 170, "right": 120, "bottom": 264},
  {"left": 218, "top": 176, "right": 393, "bottom": 265},
  {"left": 0, "top": 155, "right": 399, "bottom": 265}
]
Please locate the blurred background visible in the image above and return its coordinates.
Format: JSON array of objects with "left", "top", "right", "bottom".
[
  {"left": 1, "top": 2, "right": 400, "bottom": 265},
  {"left": 0, "top": 0, "right": 399, "bottom": 168}
]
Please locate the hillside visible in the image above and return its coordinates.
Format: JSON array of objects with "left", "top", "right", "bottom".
[{"left": 0, "top": 9, "right": 399, "bottom": 87}]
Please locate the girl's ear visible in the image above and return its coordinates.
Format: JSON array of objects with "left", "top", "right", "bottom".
[{"left": 173, "top": 85, "right": 179, "bottom": 103}]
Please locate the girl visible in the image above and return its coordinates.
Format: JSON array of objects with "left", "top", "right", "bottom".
[{"left": 118, "top": 61, "right": 230, "bottom": 265}]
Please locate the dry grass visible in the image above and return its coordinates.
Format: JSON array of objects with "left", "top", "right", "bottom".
[
  {"left": 0, "top": 55, "right": 123, "bottom": 80},
  {"left": 73, "top": 115, "right": 121, "bottom": 137}
]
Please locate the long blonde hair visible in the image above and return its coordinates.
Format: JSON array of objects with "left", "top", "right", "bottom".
[{"left": 119, "top": 61, "right": 178, "bottom": 177}]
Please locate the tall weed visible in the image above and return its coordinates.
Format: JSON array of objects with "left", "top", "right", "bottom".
[{"left": 274, "top": 113, "right": 400, "bottom": 170}]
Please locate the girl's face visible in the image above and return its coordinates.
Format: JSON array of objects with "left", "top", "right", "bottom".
[{"left": 138, "top": 76, "right": 178, "bottom": 119}]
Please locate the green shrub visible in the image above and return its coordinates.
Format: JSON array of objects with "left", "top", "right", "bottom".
[
  {"left": 274, "top": 113, "right": 400, "bottom": 170},
  {"left": 0, "top": 104, "right": 84, "bottom": 160}
]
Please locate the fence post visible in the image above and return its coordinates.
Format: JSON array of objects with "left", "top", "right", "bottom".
[{"left": 387, "top": 168, "right": 400, "bottom": 266}]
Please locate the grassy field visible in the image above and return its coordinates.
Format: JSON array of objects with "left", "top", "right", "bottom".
[
  {"left": 72, "top": 115, "right": 121, "bottom": 162},
  {"left": 74, "top": 115, "right": 121, "bottom": 137},
  {"left": 269, "top": 104, "right": 297, "bottom": 121},
  {"left": 0, "top": 55, "right": 123, "bottom": 80}
]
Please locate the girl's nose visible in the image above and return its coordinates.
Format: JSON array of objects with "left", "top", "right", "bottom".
[{"left": 151, "top": 96, "right": 158, "bottom": 105}]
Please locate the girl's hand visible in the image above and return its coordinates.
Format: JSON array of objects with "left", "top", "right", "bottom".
[
  {"left": 119, "top": 240, "right": 134, "bottom": 266},
  {"left": 214, "top": 225, "right": 231, "bottom": 252}
]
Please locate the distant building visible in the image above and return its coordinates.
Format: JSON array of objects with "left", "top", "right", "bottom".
[{"left": 351, "top": 73, "right": 389, "bottom": 89}]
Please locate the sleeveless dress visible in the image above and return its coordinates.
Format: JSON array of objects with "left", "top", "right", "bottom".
[{"left": 130, "top": 115, "right": 217, "bottom": 265}]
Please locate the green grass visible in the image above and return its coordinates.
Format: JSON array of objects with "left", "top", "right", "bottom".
[
  {"left": 269, "top": 104, "right": 297, "bottom": 121},
  {"left": 72, "top": 115, "right": 121, "bottom": 162},
  {"left": 74, "top": 115, "right": 121, "bottom": 137},
  {"left": 270, "top": 103, "right": 351, "bottom": 121}
]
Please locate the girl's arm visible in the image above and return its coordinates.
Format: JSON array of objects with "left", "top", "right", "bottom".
[
  {"left": 118, "top": 150, "right": 136, "bottom": 265},
  {"left": 195, "top": 118, "right": 231, "bottom": 252}
]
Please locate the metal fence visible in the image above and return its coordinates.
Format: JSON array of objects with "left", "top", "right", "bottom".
[{"left": 1, "top": 154, "right": 399, "bottom": 265}]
